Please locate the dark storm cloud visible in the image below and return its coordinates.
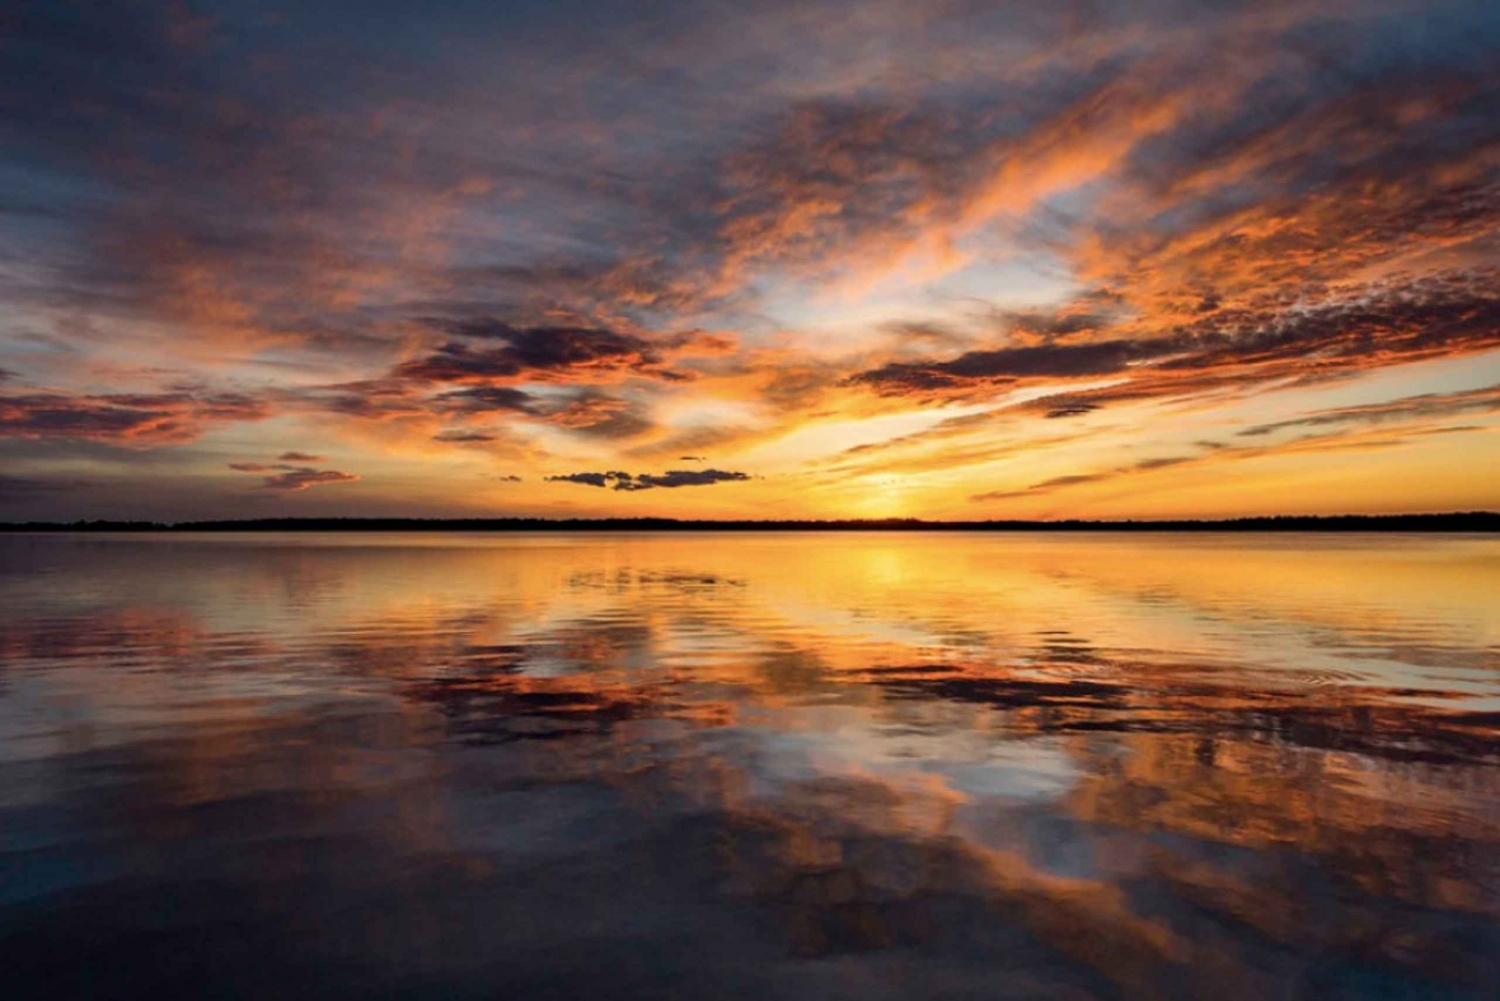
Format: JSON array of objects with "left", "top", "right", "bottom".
[{"left": 547, "top": 469, "right": 751, "bottom": 491}]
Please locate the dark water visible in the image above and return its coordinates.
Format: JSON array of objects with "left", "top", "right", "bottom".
[{"left": 2, "top": 532, "right": 1498, "bottom": 1000}]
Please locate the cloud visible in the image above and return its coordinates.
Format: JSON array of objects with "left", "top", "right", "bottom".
[
  {"left": 850, "top": 337, "right": 1179, "bottom": 394},
  {"left": 260, "top": 468, "right": 360, "bottom": 492},
  {"left": 971, "top": 454, "right": 1211, "bottom": 502},
  {"left": 228, "top": 457, "right": 360, "bottom": 492},
  {"left": 0, "top": 391, "right": 270, "bottom": 445},
  {"left": 972, "top": 473, "right": 1109, "bottom": 501},
  {"left": 396, "top": 323, "right": 709, "bottom": 386},
  {"left": 537, "top": 390, "right": 655, "bottom": 440},
  {"left": 277, "top": 451, "right": 324, "bottom": 462},
  {"left": 0, "top": 473, "right": 77, "bottom": 504},
  {"left": 1039, "top": 399, "right": 1102, "bottom": 419},
  {"left": 546, "top": 469, "right": 751, "bottom": 491},
  {"left": 430, "top": 386, "right": 539, "bottom": 414},
  {"left": 1237, "top": 384, "right": 1500, "bottom": 437},
  {"left": 433, "top": 430, "right": 498, "bottom": 443},
  {"left": 853, "top": 270, "right": 1500, "bottom": 410},
  {"left": 970, "top": 384, "right": 1500, "bottom": 503},
  {"left": 287, "top": 380, "right": 432, "bottom": 421},
  {"left": 627, "top": 469, "right": 753, "bottom": 490},
  {"left": 546, "top": 471, "right": 616, "bottom": 488}
]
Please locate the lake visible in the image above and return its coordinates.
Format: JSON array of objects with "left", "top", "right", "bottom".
[{"left": 1, "top": 531, "right": 1498, "bottom": 999}]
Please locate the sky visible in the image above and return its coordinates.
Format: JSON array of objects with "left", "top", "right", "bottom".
[{"left": 1, "top": 0, "right": 1498, "bottom": 521}]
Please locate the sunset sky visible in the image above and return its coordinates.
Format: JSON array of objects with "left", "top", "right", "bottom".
[{"left": 2, "top": 0, "right": 1498, "bottom": 520}]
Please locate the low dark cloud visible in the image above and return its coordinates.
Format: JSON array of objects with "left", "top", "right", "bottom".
[
  {"left": 277, "top": 451, "right": 324, "bottom": 462},
  {"left": 546, "top": 472, "right": 616, "bottom": 488},
  {"left": 229, "top": 458, "right": 359, "bottom": 492},
  {"left": 434, "top": 430, "right": 498, "bottom": 443},
  {"left": 0, "top": 473, "right": 74, "bottom": 503},
  {"left": 547, "top": 469, "right": 751, "bottom": 491},
  {"left": 628, "top": 469, "right": 752, "bottom": 490}
]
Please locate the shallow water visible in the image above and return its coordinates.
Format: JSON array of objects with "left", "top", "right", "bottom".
[{"left": 1, "top": 531, "right": 1498, "bottom": 1000}]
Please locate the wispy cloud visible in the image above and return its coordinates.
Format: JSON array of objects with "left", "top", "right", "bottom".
[{"left": 228, "top": 457, "right": 360, "bottom": 492}]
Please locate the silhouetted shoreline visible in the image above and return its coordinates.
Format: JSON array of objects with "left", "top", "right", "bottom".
[{"left": 1, "top": 513, "right": 1496, "bottom": 532}]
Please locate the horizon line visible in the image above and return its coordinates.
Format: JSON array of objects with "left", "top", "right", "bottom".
[{"left": 2, "top": 512, "right": 1497, "bottom": 533}]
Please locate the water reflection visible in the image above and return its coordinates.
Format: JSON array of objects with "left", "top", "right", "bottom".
[{"left": 1, "top": 532, "right": 1497, "bottom": 999}]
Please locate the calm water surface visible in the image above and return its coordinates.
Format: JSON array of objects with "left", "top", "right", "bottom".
[{"left": 2, "top": 532, "right": 1498, "bottom": 999}]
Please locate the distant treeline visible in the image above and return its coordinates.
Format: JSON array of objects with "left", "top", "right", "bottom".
[{"left": 1, "top": 512, "right": 1497, "bottom": 532}]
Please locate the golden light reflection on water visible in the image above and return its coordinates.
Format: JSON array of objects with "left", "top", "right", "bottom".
[{"left": 1, "top": 532, "right": 1498, "bottom": 999}]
